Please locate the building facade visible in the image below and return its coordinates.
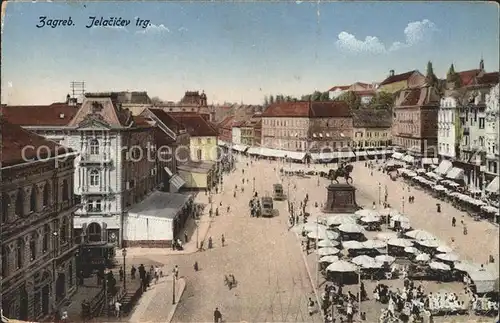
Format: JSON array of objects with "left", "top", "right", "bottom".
[
  {"left": 1, "top": 119, "right": 78, "bottom": 321},
  {"left": 378, "top": 70, "right": 426, "bottom": 94},
  {"left": 240, "top": 114, "right": 262, "bottom": 147},
  {"left": 392, "top": 85, "right": 440, "bottom": 159},
  {"left": 231, "top": 122, "right": 243, "bottom": 145},
  {"left": 485, "top": 83, "right": 499, "bottom": 179},
  {"left": 154, "top": 91, "right": 215, "bottom": 122},
  {"left": 308, "top": 101, "right": 353, "bottom": 152},
  {"left": 352, "top": 110, "right": 392, "bottom": 148}
]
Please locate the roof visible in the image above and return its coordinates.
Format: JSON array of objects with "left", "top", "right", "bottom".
[
  {"left": 177, "top": 160, "right": 216, "bottom": 173},
  {"left": 328, "top": 85, "right": 351, "bottom": 92},
  {"left": 232, "top": 121, "right": 245, "bottom": 127},
  {"left": 1, "top": 117, "right": 73, "bottom": 167},
  {"left": 457, "top": 69, "right": 481, "bottom": 86},
  {"left": 127, "top": 191, "right": 192, "bottom": 220},
  {"left": 147, "top": 108, "right": 185, "bottom": 134},
  {"left": 379, "top": 70, "right": 417, "bottom": 86},
  {"left": 309, "top": 101, "right": 351, "bottom": 118},
  {"left": 396, "top": 85, "right": 440, "bottom": 107},
  {"left": 262, "top": 102, "right": 310, "bottom": 117},
  {"left": 85, "top": 91, "right": 152, "bottom": 104},
  {"left": 475, "top": 72, "right": 499, "bottom": 86},
  {"left": 352, "top": 109, "right": 392, "bottom": 128},
  {"left": 168, "top": 112, "right": 218, "bottom": 137},
  {"left": 68, "top": 96, "right": 133, "bottom": 127},
  {"left": 1, "top": 103, "right": 79, "bottom": 126},
  {"left": 153, "top": 127, "right": 175, "bottom": 146},
  {"left": 217, "top": 115, "right": 235, "bottom": 129},
  {"left": 131, "top": 115, "right": 152, "bottom": 128}
]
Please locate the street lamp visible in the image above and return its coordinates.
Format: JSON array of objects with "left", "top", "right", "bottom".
[
  {"left": 195, "top": 219, "right": 200, "bottom": 250},
  {"left": 172, "top": 268, "right": 176, "bottom": 305},
  {"left": 401, "top": 196, "right": 405, "bottom": 214},
  {"left": 122, "top": 248, "right": 127, "bottom": 291},
  {"left": 378, "top": 182, "right": 381, "bottom": 205},
  {"left": 253, "top": 177, "right": 255, "bottom": 192}
]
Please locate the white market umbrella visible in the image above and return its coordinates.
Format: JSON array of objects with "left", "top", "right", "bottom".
[
  {"left": 375, "top": 255, "right": 396, "bottom": 264},
  {"left": 363, "top": 240, "right": 387, "bottom": 249},
  {"left": 316, "top": 247, "right": 340, "bottom": 256},
  {"left": 404, "top": 247, "right": 421, "bottom": 254},
  {"left": 391, "top": 214, "right": 410, "bottom": 223},
  {"left": 415, "top": 253, "right": 431, "bottom": 262},
  {"left": 435, "top": 253, "right": 460, "bottom": 262},
  {"left": 294, "top": 223, "right": 328, "bottom": 233},
  {"left": 308, "top": 230, "right": 329, "bottom": 240},
  {"left": 342, "top": 240, "right": 365, "bottom": 250},
  {"left": 355, "top": 209, "right": 380, "bottom": 218},
  {"left": 314, "top": 216, "right": 327, "bottom": 225},
  {"left": 436, "top": 245, "right": 454, "bottom": 253},
  {"left": 352, "top": 255, "right": 377, "bottom": 268},
  {"left": 406, "top": 229, "right": 436, "bottom": 241},
  {"left": 338, "top": 223, "right": 365, "bottom": 233},
  {"left": 379, "top": 208, "right": 400, "bottom": 217},
  {"left": 326, "top": 214, "right": 356, "bottom": 226},
  {"left": 319, "top": 255, "right": 340, "bottom": 263},
  {"left": 454, "top": 261, "right": 481, "bottom": 272},
  {"left": 360, "top": 215, "right": 382, "bottom": 223},
  {"left": 415, "top": 239, "right": 439, "bottom": 248},
  {"left": 326, "top": 260, "right": 358, "bottom": 273},
  {"left": 376, "top": 232, "right": 398, "bottom": 241},
  {"left": 429, "top": 261, "right": 451, "bottom": 271},
  {"left": 326, "top": 230, "right": 340, "bottom": 240},
  {"left": 387, "top": 238, "right": 414, "bottom": 248},
  {"left": 317, "top": 240, "right": 340, "bottom": 248}
]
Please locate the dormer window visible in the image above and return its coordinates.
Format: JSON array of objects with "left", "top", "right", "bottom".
[
  {"left": 91, "top": 101, "right": 103, "bottom": 113},
  {"left": 89, "top": 139, "right": 99, "bottom": 155}
]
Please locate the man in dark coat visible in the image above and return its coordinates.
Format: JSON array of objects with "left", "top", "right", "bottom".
[{"left": 214, "top": 307, "right": 222, "bottom": 323}]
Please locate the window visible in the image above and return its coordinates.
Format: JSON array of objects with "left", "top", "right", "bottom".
[
  {"left": 17, "top": 238, "right": 24, "bottom": 269},
  {"left": 30, "top": 185, "right": 37, "bottom": 213},
  {"left": 89, "top": 139, "right": 99, "bottom": 155},
  {"left": 479, "top": 118, "right": 485, "bottom": 129},
  {"left": 15, "top": 188, "right": 23, "bottom": 217},
  {"left": 2, "top": 193, "right": 10, "bottom": 223},
  {"left": 60, "top": 217, "right": 68, "bottom": 243},
  {"left": 1, "top": 246, "right": 8, "bottom": 277},
  {"left": 87, "top": 223, "right": 102, "bottom": 242},
  {"left": 42, "top": 183, "right": 49, "bottom": 207},
  {"left": 30, "top": 233, "right": 37, "bottom": 261},
  {"left": 95, "top": 200, "right": 102, "bottom": 212},
  {"left": 197, "top": 149, "right": 202, "bottom": 160},
  {"left": 43, "top": 224, "right": 49, "bottom": 252},
  {"left": 89, "top": 170, "right": 100, "bottom": 187}
]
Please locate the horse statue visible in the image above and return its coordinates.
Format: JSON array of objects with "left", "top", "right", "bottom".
[{"left": 328, "top": 163, "right": 354, "bottom": 184}]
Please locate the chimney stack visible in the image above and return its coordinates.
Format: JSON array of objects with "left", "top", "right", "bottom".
[{"left": 389, "top": 70, "right": 395, "bottom": 77}]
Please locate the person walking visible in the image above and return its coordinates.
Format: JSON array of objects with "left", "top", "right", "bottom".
[
  {"left": 114, "top": 301, "right": 122, "bottom": 318},
  {"left": 184, "top": 230, "right": 189, "bottom": 243},
  {"left": 451, "top": 217, "right": 456, "bottom": 227},
  {"left": 221, "top": 234, "right": 225, "bottom": 247},
  {"left": 214, "top": 307, "right": 222, "bottom": 323},
  {"left": 173, "top": 265, "right": 179, "bottom": 280},
  {"left": 119, "top": 266, "right": 124, "bottom": 282},
  {"left": 131, "top": 265, "right": 136, "bottom": 280},
  {"left": 308, "top": 297, "right": 315, "bottom": 316}
]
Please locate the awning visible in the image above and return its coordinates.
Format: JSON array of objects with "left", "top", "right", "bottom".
[
  {"left": 432, "top": 158, "right": 439, "bottom": 164},
  {"left": 232, "top": 144, "right": 248, "bottom": 152},
  {"left": 392, "top": 152, "right": 403, "bottom": 160},
  {"left": 164, "top": 166, "right": 174, "bottom": 177},
  {"left": 425, "top": 172, "right": 441, "bottom": 180},
  {"left": 311, "top": 152, "right": 338, "bottom": 161},
  {"left": 247, "top": 147, "right": 261, "bottom": 155},
  {"left": 284, "top": 151, "right": 306, "bottom": 160},
  {"left": 169, "top": 174, "right": 186, "bottom": 192},
  {"left": 217, "top": 140, "right": 229, "bottom": 147},
  {"left": 339, "top": 151, "right": 355, "bottom": 159},
  {"left": 422, "top": 158, "right": 433, "bottom": 164},
  {"left": 436, "top": 160, "right": 453, "bottom": 175},
  {"left": 355, "top": 151, "right": 367, "bottom": 157},
  {"left": 403, "top": 155, "right": 415, "bottom": 163},
  {"left": 446, "top": 167, "right": 464, "bottom": 180},
  {"left": 259, "top": 147, "right": 287, "bottom": 158},
  {"left": 486, "top": 177, "right": 499, "bottom": 194}
]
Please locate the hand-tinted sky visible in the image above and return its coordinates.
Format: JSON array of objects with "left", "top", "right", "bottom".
[{"left": 1, "top": 1, "right": 498, "bottom": 105}]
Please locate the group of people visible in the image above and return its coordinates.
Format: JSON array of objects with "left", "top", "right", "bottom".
[{"left": 319, "top": 282, "right": 366, "bottom": 323}]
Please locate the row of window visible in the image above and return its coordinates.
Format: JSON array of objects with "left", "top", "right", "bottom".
[
  {"left": 1, "top": 219, "right": 70, "bottom": 278},
  {"left": 195, "top": 138, "right": 214, "bottom": 145},
  {"left": 354, "top": 132, "right": 388, "bottom": 138},
  {"left": 1, "top": 179, "right": 71, "bottom": 224},
  {"left": 263, "top": 119, "right": 308, "bottom": 127}
]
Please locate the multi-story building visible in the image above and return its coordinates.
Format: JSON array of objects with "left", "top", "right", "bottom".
[
  {"left": 378, "top": 70, "right": 426, "bottom": 94},
  {"left": 308, "top": 101, "right": 353, "bottom": 152},
  {"left": 392, "top": 84, "right": 441, "bottom": 161},
  {"left": 231, "top": 121, "right": 243, "bottom": 145},
  {"left": 1, "top": 118, "right": 78, "bottom": 321},
  {"left": 485, "top": 83, "right": 499, "bottom": 183},
  {"left": 352, "top": 110, "right": 392, "bottom": 148},
  {"left": 261, "top": 102, "right": 310, "bottom": 151},
  {"left": 240, "top": 114, "right": 262, "bottom": 147},
  {"left": 327, "top": 83, "right": 377, "bottom": 104},
  {"left": 216, "top": 115, "right": 234, "bottom": 144},
  {"left": 2, "top": 94, "right": 157, "bottom": 247},
  {"left": 102, "top": 91, "right": 153, "bottom": 116},
  {"left": 153, "top": 91, "right": 215, "bottom": 122},
  {"left": 328, "top": 85, "right": 350, "bottom": 100},
  {"left": 253, "top": 119, "right": 262, "bottom": 147}
]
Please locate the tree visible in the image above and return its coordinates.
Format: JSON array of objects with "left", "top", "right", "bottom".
[
  {"left": 320, "top": 92, "right": 330, "bottom": 101},
  {"left": 336, "top": 91, "right": 361, "bottom": 110},
  {"left": 263, "top": 95, "right": 269, "bottom": 107},
  {"left": 311, "top": 91, "right": 322, "bottom": 101},
  {"left": 369, "top": 92, "right": 395, "bottom": 110},
  {"left": 426, "top": 61, "right": 439, "bottom": 88},
  {"left": 150, "top": 96, "right": 163, "bottom": 105},
  {"left": 269, "top": 95, "right": 275, "bottom": 104}
]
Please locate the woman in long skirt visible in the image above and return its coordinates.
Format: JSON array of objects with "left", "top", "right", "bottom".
[{"left": 308, "top": 298, "right": 315, "bottom": 316}]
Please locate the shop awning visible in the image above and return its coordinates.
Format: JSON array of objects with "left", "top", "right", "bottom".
[
  {"left": 284, "top": 151, "right": 306, "bottom": 160},
  {"left": 446, "top": 167, "right": 464, "bottom": 180},
  {"left": 436, "top": 160, "right": 453, "bottom": 175},
  {"left": 402, "top": 155, "right": 415, "bottom": 163},
  {"left": 392, "top": 152, "right": 403, "bottom": 160},
  {"left": 232, "top": 144, "right": 249, "bottom": 152},
  {"left": 311, "top": 152, "right": 338, "bottom": 161},
  {"left": 355, "top": 151, "right": 367, "bottom": 157},
  {"left": 217, "top": 140, "right": 229, "bottom": 147},
  {"left": 486, "top": 176, "right": 499, "bottom": 194},
  {"left": 432, "top": 158, "right": 439, "bottom": 164},
  {"left": 247, "top": 147, "right": 261, "bottom": 155},
  {"left": 421, "top": 158, "right": 433, "bottom": 164},
  {"left": 170, "top": 174, "right": 186, "bottom": 192},
  {"left": 259, "top": 148, "right": 287, "bottom": 158},
  {"left": 339, "top": 151, "right": 356, "bottom": 159}
]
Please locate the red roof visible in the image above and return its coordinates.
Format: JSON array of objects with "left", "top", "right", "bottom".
[
  {"left": 401, "top": 88, "right": 422, "bottom": 106},
  {"left": 153, "top": 127, "right": 175, "bottom": 146},
  {"left": 232, "top": 121, "right": 245, "bottom": 127},
  {"left": 457, "top": 69, "right": 481, "bottom": 86},
  {"left": 379, "top": 70, "right": 417, "bottom": 86},
  {"left": 1, "top": 103, "right": 79, "bottom": 126},
  {"left": 262, "top": 102, "right": 310, "bottom": 117},
  {"left": 147, "top": 108, "right": 185, "bottom": 134},
  {"left": 132, "top": 115, "right": 153, "bottom": 128},
  {"left": 1, "top": 117, "right": 73, "bottom": 167},
  {"left": 309, "top": 101, "right": 351, "bottom": 118},
  {"left": 352, "top": 89, "right": 376, "bottom": 96},
  {"left": 328, "top": 85, "right": 350, "bottom": 92},
  {"left": 168, "top": 112, "right": 218, "bottom": 137},
  {"left": 476, "top": 72, "right": 499, "bottom": 85}
]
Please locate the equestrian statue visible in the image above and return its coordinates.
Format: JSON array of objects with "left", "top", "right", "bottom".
[{"left": 328, "top": 162, "right": 354, "bottom": 184}]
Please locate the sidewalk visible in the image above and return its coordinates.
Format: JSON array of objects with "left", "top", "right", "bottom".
[{"left": 128, "top": 276, "right": 186, "bottom": 323}]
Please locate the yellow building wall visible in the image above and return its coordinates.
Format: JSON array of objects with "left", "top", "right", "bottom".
[
  {"left": 378, "top": 81, "right": 407, "bottom": 94},
  {"left": 353, "top": 128, "right": 391, "bottom": 147},
  {"left": 178, "top": 170, "right": 208, "bottom": 188},
  {"left": 190, "top": 136, "right": 218, "bottom": 161}
]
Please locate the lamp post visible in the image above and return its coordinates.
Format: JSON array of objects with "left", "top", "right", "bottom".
[
  {"left": 378, "top": 182, "right": 381, "bottom": 205},
  {"left": 172, "top": 268, "right": 176, "bottom": 305},
  {"left": 122, "top": 248, "right": 127, "bottom": 291},
  {"left": 195, "top": 219, "right": 200, "bottom": 250},
  {"left": 401, "top": 196, "right": 405, "bottom": 214},
  {"left": 253, "top": 177, "right": 255, "bottom": 192}
]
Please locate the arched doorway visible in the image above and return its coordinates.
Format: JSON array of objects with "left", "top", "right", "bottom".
[
  {"left": 56, "top": 273, "right": 66, "bottom": 302},
  {"left": 87, "top": 222, "right": 102, "bottom": 242}
]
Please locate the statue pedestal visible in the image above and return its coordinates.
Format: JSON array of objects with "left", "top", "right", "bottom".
[{"left": 323, "top": 183, "right": 359, "bottom": 214}]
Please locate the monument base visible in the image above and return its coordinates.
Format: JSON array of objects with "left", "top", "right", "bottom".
[{"left": 323, "top": 183, "right": 359, "bottom": 214}]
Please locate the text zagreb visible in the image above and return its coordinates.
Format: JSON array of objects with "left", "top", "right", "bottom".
[{"left": 36, "top": 16, "right": 151, "bottom": 29}]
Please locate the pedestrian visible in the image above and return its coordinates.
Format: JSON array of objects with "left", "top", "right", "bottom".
[
  {"left": 308, "top": 297, "right": 315, "bottom": 316},
  {"left": 234, "top": 191, "right": 236, "bottom": 198},
  {"left": 227, "top": 206, "right": 230, "bottom": 213},
  {"left": 184, "top": 230, "right": 189, "bottom": 243},
  {"left": 194, "top": 261, "right": 199, "bottom": 271},
  {"left": 173, "top": 265, "right": 179, "bottom": 279},
  {"left": 208, "top": 236, "right": 213, "bottom": 249},
  {"left": 214, "top": 307, "right": 222, "bottom": 323},
  {"left": 119, "top": 266, "right": 124, "bottom": 282},
  {"left": 154, "top": 266, "right": 159, "bottom": 284},
  {"left": 216, "top": 207, "right": 219, "bottom": 216},
  {"left": 463, "top": 225, "right": 468, "bottom": 235},
  {"left": 114, "top": 301, "right": 122, "bottom": 318},
  {"left": 131, "top": 265, "right": 136, "bottom": 280},
  {"left": 61, "top": 310, "right": 68, "bottom": 323},
  {"left": 221, "top": 234, "right": 225, "bottom": 247},
  {"left": 372, "top": 202, "right": 376, "bottom": 210},
  {"left": 451, "top": 217, "right": 456, "bottom": 227}
]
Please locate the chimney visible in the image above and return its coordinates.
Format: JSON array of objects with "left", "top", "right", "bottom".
[
  {"left": 66, "top": 94, "right": 71, "bottom": 104},
  {"left": 389, "top": 70, "right": 395, "bottom": 77}
]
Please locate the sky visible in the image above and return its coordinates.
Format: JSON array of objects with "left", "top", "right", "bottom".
[{"left": 1, "top": 1, "right": 499, "bottom": 105}]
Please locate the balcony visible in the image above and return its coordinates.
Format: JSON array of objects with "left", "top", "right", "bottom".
[
  {"left": 80, "top": 186, "right": 113, "bottom": 196},
  {"left": 79, "top": 153, "right": 113, "bottom": 166},
  {"left": 75, "top": 207, "right": 104, "bottom": 216}
]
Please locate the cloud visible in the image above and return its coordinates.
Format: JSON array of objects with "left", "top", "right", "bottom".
[
  {"left": 336, "top": 19, "right": 437, "bottom": 54},
  {"left": 136, "top": 23, "right": 170, "bottom": 34},
  {"left": 92, "top": 25, "right": 128, "bottom": 32}
]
